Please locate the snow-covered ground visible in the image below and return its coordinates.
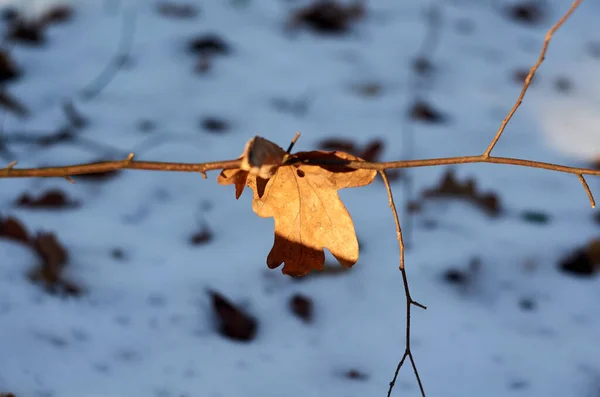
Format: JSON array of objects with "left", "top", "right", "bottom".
[{"left": 0, "top": 0, "right": 599, "bottom": 396}]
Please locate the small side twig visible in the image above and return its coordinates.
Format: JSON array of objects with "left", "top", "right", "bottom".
[
  {"left": 380, "top": 170, "right": 426, "bottom": 397},
  {"left": 483, "top": 0, "right": 582, "bottom": 157},
  {"left": 578, "top": 174, "right": 595, "bottom": 208}
]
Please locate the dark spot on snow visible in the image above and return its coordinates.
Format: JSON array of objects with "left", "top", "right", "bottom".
[
  {"left": 7, "top": 22, "right": 44, "bottom": 45},
  {"left": 413, "top": 57, "right": 433, "bottom": 76},
  {"left": 188, "top": 34, "right": 230, "bottom": 57},
  {"left": 190, "top": 225, "right": 213, "bottom": 245},
  {"left": 147, "top": 293, "right": 167, "bottom": 307},
  {"left": 504, "top": 1, "right": 545, "bottom": 25},
  {"left": 508, "top": 379, "right": 529, "bottom": 390},
  {"left": 559, "top": 249, "right": 596, "bottom": 277},
  {"left": 554, "top": 76, "right": 572, "bottom": 93},
  {"left": 408, "top": 100, "right": 446, "bottom": 124},
  {"left": 443, "top": 268, "right": 468, "bottom": 285},
  {"left": 407, "top": 200, "right": 422, "bottom": 214},
  {"left": 138, "top": 119, "right": 157, "bottom": 133},
  {"left": 93, "top": 362, "right": 110, "bottom": 374},
  {"left": 290, "top": 1, "right": 365, "bottom": 35},
  {"left": 289, "top": 293, "right": 313, "bottom": 323},
  {"left": 115, "top": 348, "right": 141, "bottom": 362},
  {"left": 2, "top": 217, "right": 81, "bottom": 295},
  {"left": 0, "top": 90, "right": 29, "bottom": 117},
  {"left": 420, "top": 219, "right": 438, "bottom": 230},
  {"left": 111, "top": 248, "right": 125, "bottom": 260},
  {"left": 209, "top": 290, "right": 257, "bottom": 342},
  {"left": 345, "top": 369, "right": 368, "bottom": 380},
  {"left": 29, "top": 232, "right": 83, "bottom": 297},
  {"left": 422, "top": 169, "right": 501, "bottom": 216},
  {"left": 36, "top": 332, "right": 68, "bottom": 348},
  {"left": 442, "top": 258, "right": 481, "bottom": 288},
  {"left": 588, "top": 42, "right": 600, "bottom": 59},
  {"left": 16, "top": 189, "right": 80, "bottom": 209},
  {"left": 1, "top": 6, "right": 18, "bottom": 21},
  {"left": 270, "top": 97, "right": 310, "bottom": 117},
  {"left": 157, "top": 2, "right": 199, "bottom": 19},
  {"left": 200, "top": 117, "right": 230, "bottom": 134},
  {"left": 39, "top": 5, "right": 74, "bottom": 26},
  {"left": 352, "top": 82, "right": 383, "bottom": 97},
  {"left": 360, "top": 139, "right": 383, "bottom": 162},
  {"left": 0, "top": 50, "right": 21, "bottom": 82},
  {"left": 63, "top": 101, "right": 88, "bottom": 130},
  {"left": 519, "top": 298, "right": 536, "bottom": 311},
  {"left": 519, "top": 210, "right": 550, "bottom": 224},
  {"left": 114, "top": 315, "right": 131, "bottom": 326},
  {"left": 0, "top": 216, "right": 29, "bottom": 243}
]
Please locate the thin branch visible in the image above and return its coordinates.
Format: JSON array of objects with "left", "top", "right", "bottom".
[
  {"left": 2, "top": 154, "right": 600, "bottom": 182},
  {"left": 483, "top": 0, "right": 583, "bottom": 158},
  {"left": 380, "top": 170, "right": 426, "bottom": 397},
  {"left": 0, "top": 157, "right": 241, "bottom": 178},
  {"left": 578, "top": 174, "right": 595, "bottom": 208}
]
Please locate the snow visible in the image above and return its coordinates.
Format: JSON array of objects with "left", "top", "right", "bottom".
[{"left": 0, "top": 0, "right": 599, "bottom": 396}]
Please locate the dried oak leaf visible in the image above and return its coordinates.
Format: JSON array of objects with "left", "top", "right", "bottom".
[{"left": 218, "top": 138, "right": 375, "bottom": 276}]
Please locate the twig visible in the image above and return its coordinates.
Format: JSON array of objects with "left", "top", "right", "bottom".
[
  {"left": 483, "top": 0, "right": 582, "bottom": 157},
  {"left": 0, "top": 153, "right": 596, "bottom": 208},
  {"left": 380, "top": 170, "right": 426, "bottom": 397},
  {"left": 80, "top": 7, "right": 137, "bottom": 100},
  {"left": 0, "top": 157, "right": 241, "bottom": 178},
  {"left": 578, "top": 174, "right": 595, "bottom": 208}
]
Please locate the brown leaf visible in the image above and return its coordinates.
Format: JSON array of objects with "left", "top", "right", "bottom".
[
  {"left": 217, "top": 168, "right": 248, "bottom": 199},
  {"left": 225, "top": 149, "right": 375, "bottom": 276}
]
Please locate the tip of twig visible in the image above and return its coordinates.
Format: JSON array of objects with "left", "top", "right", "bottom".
[
  {"left": 577, "top": 174, "right": 595, "bottom": 209},
  {"left": 64, "top": 176, "right": 76, "bottom": 184},
  {"left": 285, "top": 131, "right": 301, "bottom": 154},
  {"left": 5, "top": 160, "right": 17, "bottom": 170}
]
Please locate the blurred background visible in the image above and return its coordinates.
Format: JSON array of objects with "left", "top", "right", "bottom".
[{"left": 0, "top": 0, "right": 599, "bottom": 396}]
